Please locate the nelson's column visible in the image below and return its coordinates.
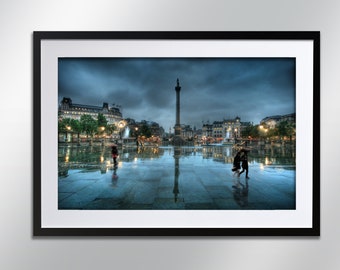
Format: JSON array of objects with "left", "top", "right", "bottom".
[{"left": 173, "top": 78, "right": 185, "bottom": 145}]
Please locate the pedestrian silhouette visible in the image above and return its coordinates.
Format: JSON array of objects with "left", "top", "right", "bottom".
[
  {"left": 111, "top": 144, "right": 119, "bottom": 166},
  {"left": 239, "top": 151, "right": 249, "bottom": 179},
  {"left": 232, "top": 151, "right": 241, "bottom": 177}
]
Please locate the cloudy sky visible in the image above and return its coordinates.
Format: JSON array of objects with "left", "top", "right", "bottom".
[{"left": 58, "top": 58, "right": 295, "bottom": 131}]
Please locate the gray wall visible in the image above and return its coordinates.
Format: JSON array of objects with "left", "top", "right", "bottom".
[{"left": 0, "top": 1, "right": 337, "bottom": 269}]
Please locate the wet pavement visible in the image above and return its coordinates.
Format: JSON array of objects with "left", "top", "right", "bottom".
[{"left": 58, "top": 145, "right": 296, "bottom": 210}]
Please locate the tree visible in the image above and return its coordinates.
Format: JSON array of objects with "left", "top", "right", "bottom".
[
  {"left": 267, "top": 128, "right": 278, "bottom": 140},
  {"left": 258, "top": 124, "right": 270, "bottom": 141},
  {"left": 106, "top": 124, "right": 117, "bottom": 137},
  {"left": 97, "top": 113, "right": 108, "bottom": 129},
  {"left": 58, "top": 118, "right": 72, "bottom": 142},
  {"left": 251, "top": 125, "right": 260, "bottom": 138},
  {"left": 70, "top": 119, "right": 81, "bottom": 145},
  {"left": 277, "top": 121, "right": 295, "bottom": 141},
  {"left": 96, "top": 113, "right": 108, "bottom": 138},
  {"left": 241, "top": 125, "right": 255, "bottom": 138},
  {"left": 80, "top": 115, "right": 97, "bottom": 144},
  {"left": 139, "top": 124, "right": 152, "bottom": 138},
  {"left": 242, "top": 124, "right": 260, "bottom": 139}
]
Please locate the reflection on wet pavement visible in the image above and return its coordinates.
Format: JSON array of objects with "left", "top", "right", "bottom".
[{"left": 58, "top": 145, "right": 296, "bottom": 210}]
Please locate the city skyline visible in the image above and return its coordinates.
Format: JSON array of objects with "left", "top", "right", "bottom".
[{"left": 58, "top": 58, "right": 296, "bottom": 130}]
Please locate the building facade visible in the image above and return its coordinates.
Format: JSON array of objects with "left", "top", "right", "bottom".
[
  {"left": 260, "top": 113, "right": 296, "bottom": 129},
  {"left": 212, "top": 121, "right": 223, "bottom": 138},
  {"left": 181, "top": 125, "right": 194, "bottom": 139},
  {"left": 202, "top": 117, "right": 242, "bottom": 141},
  {"left": 202, "top": 123, "right": 213, "bottom": 138},
  {"left": 59, "top": 97, "right": 123, "bottom": 125},
  {"left": 222, "top": 117, "right": 241, "bottom": 140}
]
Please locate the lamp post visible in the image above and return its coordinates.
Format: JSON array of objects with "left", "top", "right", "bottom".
[
  {"left": 99, "top": 126, "right": 105, "bottom": 146},
  {"left": 135, "top": 127, "right": 139, "bottom": 147},
  {"left": 259, "top": 125, "right": 268, "bottom": 144},
  {"left": 234, "top": 128, "right": 238, "bottom": 144},
  {"left": 118, "top": 120, "right": 126, "bottom": 145},
  {"left": 66, "top": 125, "right": 71, "bottom": 144}
]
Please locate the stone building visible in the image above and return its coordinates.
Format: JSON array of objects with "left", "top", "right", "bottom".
[
  {"left": 202, "top": 122, "right": 213, "bottom": 138},
  {"left": 212, "top": 121, "right": 223, "bottom": 138},
  {"left": 222, "top": 116, "right": 241, "bottom": 140},
  {"left": 260, "top": 113, "right": 296, "bottom": 129},
  {"left": 59, "top": 97, "right": 123, "bottom": 125},
  {"left": 181, "top": 125, "right": 194, "bottom": 139}
]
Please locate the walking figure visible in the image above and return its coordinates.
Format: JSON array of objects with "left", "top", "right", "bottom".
[
  {"left": 232, "top": 151, "right": 241, "bottom": 177},
  {"left": 239, "top": 151, "right": 249, "bottom": 179},
  {"left": 111, "top": 144, "right": 119, "bottom": 167}
]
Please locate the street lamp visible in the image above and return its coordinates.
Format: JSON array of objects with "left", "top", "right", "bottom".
[
  {"left": 66, "top": 125, "right": 71, "bottom": 143},
  {"left": 99, "top": 126, "right": 105, "bottom": 145},
  {"left": 234, "top": 128, "right": 238, "bottom": 144},
  {"left": 135, "top": 127, "right": 139, "bottom": 147},
  {"left": 258, "top": 125, "right": 268, "bottom": 142},
  {"left": 118, "top": 120, "right": 126, "bottom": 144}
]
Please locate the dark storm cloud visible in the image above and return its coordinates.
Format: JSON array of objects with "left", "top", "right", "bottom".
[{"left": 58, "top": 58, "right": 295, "bottom": 130}]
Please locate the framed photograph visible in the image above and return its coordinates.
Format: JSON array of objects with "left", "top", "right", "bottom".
[{"left": 33, "top": 31, "right": 320, "bottom": 236}]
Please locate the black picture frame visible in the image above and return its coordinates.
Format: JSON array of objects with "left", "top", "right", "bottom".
[{"left": 33, "top": 31, "right": 320, "bottom": 236}]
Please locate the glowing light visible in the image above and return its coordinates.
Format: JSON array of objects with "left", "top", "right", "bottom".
[
  {"left": 265, "top": 157, "right": 272, "bottom": 165},
  {"left": 118, "top": 120, "right": 126, "bottom": 129}
]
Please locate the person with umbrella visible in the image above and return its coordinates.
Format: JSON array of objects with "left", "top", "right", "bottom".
[
  {"left": 232, "top": 151, "right": 241, "bottom": 177},
  {"left": 239, "top": 149, "right": 250, "bottom": 179},
  {"left": 111, "top": 144, "right": 119, "bottom": 167}
]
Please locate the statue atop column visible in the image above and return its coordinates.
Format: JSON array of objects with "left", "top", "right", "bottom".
[{"left": 173, "top": 79, "right": 185, "bottom": 145}]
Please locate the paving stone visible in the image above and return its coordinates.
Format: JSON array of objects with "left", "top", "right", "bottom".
[{"left": 58, "top": 146, "right": 296, "bottom": 210}]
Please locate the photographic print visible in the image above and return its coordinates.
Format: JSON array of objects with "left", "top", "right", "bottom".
[
  {"left": 34, "top": 32, "right": 320, "bottom": 236},
  {"left": 58, "top": 57, "right": 296, "bottom": 211}
]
